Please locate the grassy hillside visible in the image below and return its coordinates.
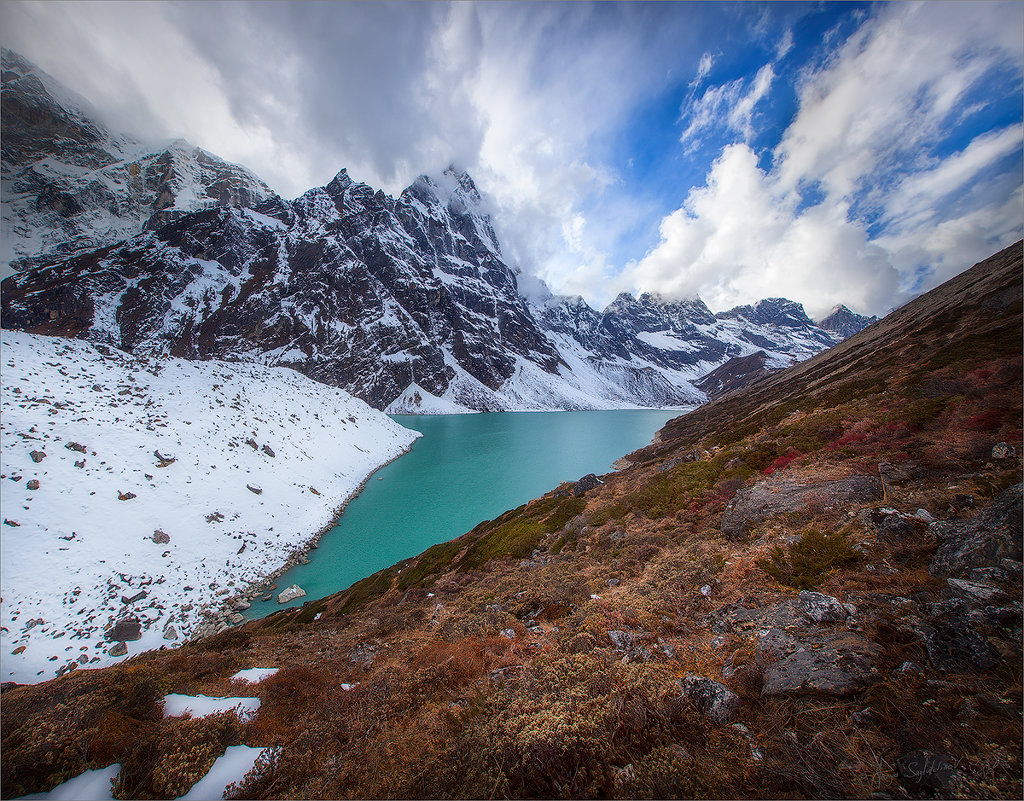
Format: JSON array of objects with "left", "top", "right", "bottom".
[{"left": 2, "top": 242, "right": 1021, "bottom": 799}]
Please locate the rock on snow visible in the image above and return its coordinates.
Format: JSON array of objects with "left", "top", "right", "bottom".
[{"left": 0, "top": 329, "right": 419, "bottom": 683}]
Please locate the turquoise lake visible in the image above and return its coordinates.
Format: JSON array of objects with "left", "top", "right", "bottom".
[{"left": 245, "top": 408, "right": 688, "bottom": 619}]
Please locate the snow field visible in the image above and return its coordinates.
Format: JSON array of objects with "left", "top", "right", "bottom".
[{"left": 1, "top": 330, "right": 419, "bottom": 683}]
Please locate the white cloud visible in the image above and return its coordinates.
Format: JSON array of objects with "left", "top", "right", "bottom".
[
  {"left": 691, "top": 51, "right": 715, "bottom": 86},
  {"left": 623, "top": 145, "right": 900, "bottom": 318},
  {"left": 627, "top": 1, "right": 1022, "bottom": 318}
]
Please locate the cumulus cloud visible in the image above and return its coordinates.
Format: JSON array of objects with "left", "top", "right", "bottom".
[{"left": 626, "top": 1, "right": 1023, "bottom": 317}]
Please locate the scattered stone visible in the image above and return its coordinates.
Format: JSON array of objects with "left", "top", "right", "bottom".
[
  {"left": 106, "top": 618, "right": 141, "bottom": 642},
  {"left": 108, "top": 642, "right": 128, "bottom": 657},
  {"left": 310, "top": 487, "right": 320, "bottom": 495},
  {"left": 897, "top": 749, "right": 956, "bottom": 794},
  {"left": 121, "top": 590, "right": 147, "bottom": 605},
  {"left": 77, "top": 654, "right": 89, "bottom": 664},
  {"left": 915, "top": 508, "right": 935, "bottom": 523},
  {"left": 118, "top": 491, "right": 136, "bottom": 501},
  {"left": 607, "top": 630, "right": 634, "bottom": 650},
  {"left": 4, "top": 519, "right": 20, "bottom": 527},
  {"left": 606, "top": 578, "right": 620, "bottom": 587},
  {"left": 74, "top": 459, "right": 85, "bottom": 468},
  {"left": 680, "top": 674, "right": 740, "bottom": 723},
  {"left": 152, "top": 529, "right": 170, "bottom": 544},
  {"left": 228, "top": 613, "right": 244, "bottom": 625},
  {"left": 11, "top": 646, "right": 26, "bottom": 655},
  {"left": 163, "top": 624, "right": 179, "bottom": 640},
  {"left": 500, "top": 628, "right": 516, "bottom": 639},
  {"left": 991, "top": 442, "right": 1016, "bottom": 460},
  {"left": 277, "top": 584, "right": 306, "bottom": 603},
  {"left": 573, "top": 473, "right": 603, "bottom": 496},
  {"left": 799, "top": 591, "right": 850, "bottom": 624},
  {"left": 262, "top": 444, "right": 276, "bottom": 457},
  {"left": 246, "top": 484, "right": 263, "bottom": 495},
  {"left": 895, "top": 661, "right": 925, "bottom": 675},
  {"left": 700, "top": 584, "right": 712, "bottom": 597},
  {"left": 1000, "top": 558, "right": 1023, "bottom": 578},
  {"left": 64, "top": 441, "right": 87, "bottom": 453},
  {"left": 154, "top": 449, "right": 176, "bottom": 467},
  {"left": 26, "top": 479, "right": 39, "bottom": 491},
  {"left": 245, "top": 438, "right": 258, "bottom": 450},
  {"left": 931, "top": 484, "right": 1022, "bottom": 577},
  {"left": 29, "top": 450, "right": 45, "bottom": 463}
]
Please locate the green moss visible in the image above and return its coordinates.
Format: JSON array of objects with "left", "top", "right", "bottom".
[
  {"left": 338, "top": 564, "right": 400, "bottom": 614},
  {"left": 396, "top": 539, "right": 464, "bottom": 591}
]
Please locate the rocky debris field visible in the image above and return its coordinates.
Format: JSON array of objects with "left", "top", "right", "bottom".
[{"left": 0, "top": 329, "right": 417, "bottom": 682}]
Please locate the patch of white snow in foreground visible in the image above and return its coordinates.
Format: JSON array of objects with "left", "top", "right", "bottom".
[
  {"left": 0, "top": 330, "right": 420, "bottom": 683},
  {"left": 231, "top": 667, "right": 279, "bottom": 683},
  {"left": 12, "top": 764, "right": 119, "bottom": 800},
  {"left": 162, "top": 693, "right": 261, "bottom": 722},
  {"left": 177, "top": 745, "right": 271, "bottom": 801}
]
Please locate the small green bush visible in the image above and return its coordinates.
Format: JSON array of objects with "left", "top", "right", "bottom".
[{"left": 758, "top": 527, "right": 859, "bottom": 589}]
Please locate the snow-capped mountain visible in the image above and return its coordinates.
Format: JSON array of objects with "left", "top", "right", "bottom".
[
  {"left": 1, "top": 49, "right": 273, "bottom": 276},
  {"left": 1, "top": 162, "right": 842, "bottom": 411},
  {"left": 1, "top": 47, "right": 847, "bottom": 412},
  {"left": 817, "top": 304, "right": 879, "bottom": 339}
]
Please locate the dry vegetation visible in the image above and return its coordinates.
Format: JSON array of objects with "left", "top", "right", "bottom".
[{"left": 2, "top": 243, "right": 1022, "bottom": 799}]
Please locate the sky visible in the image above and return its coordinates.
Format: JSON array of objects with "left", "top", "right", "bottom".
[{"left": 2, "top": 0, "right": 1022, "bottom": 318}]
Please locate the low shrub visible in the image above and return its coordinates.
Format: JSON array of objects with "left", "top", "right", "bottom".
[{"left": 758, "top": 526, "right": 859, "bottom": 589}]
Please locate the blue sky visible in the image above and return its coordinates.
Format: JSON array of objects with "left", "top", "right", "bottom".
[{"left": 3, "top": 0, "right": 1022, "bottom": 317}]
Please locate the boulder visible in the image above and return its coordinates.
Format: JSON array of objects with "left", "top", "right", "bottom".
[
  {"left": 680, "top": 674, "right": 740, "bottom": 723},
  {"left": 163, "top": 624, "right": 178, "bottom": 640},
  {"left": 721, "top": 475, "right": 881, "bottom": 539},
  {"left": 758, "top": 628, "right": 881, "bottom": 696},
  {"left": 106, "top": 618, "right": 142, "bottom": 641},
  {"left": 152, "top": 529, "right": 170, "bottom": 544},
  {"left": 108, "top": 642, "right": 128, "bottom": 657},
  {"left": 26, "top": 479, "right": 39, "bottom": 491},
  {"left": 247, "top": 484, "right": 263, "bottom": 495},
  {"left": 262, "top": 444, "right": 276, "bottom": 457},
  {"left": 120, "top": 590, "right": 147, "bottom": 605},
  {"left": 277, "top": 584, "right": 306, "bottom": 603},
  {"left": 917, "top": 599, "right": 998, "bottom": 672},
  {"left": 29, "top": 450, "right": 45, "bottom": 463},
  {"left": 607, "top": 630, "right": 634, "bottom": 650},
  {"left": 946, "top": 578, "right": 1008, "bottom": 605},
  {"left": 799, "top": 591, "right": 850, "bottom": 624},
  {"left": 573, "top": 473, "right": 603, "bottom": 497},
  {"left": 930, "top": 484, "right": 1022, "bottom": 577}
]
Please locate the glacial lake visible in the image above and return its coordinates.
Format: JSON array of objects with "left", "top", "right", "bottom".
[{"left": 245, "top": 408, "right": 688, "bottom": 619}]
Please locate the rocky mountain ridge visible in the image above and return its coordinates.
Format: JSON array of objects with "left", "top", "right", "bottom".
[
  {"left": 1, "top": 47, "right": 852, "bottom": 412},
  {"left": 1, "top": 48, "right": 273, "bottom": 275}
]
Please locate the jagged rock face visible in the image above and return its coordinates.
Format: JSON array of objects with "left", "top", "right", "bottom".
[
  {"left": 2, "top": 168, "right": 569, "bottom": 410},
  {"left": 692, "top": 350, "right": 781, "bottom": 400},
  {"left": 1, "top": 49, "right": 273, "bottom": 275},
  {"left": 817, "top": 304, "right": 879, "bottom": 339},
  {"left": 2, "top": 162, "right": 846, "bottom": 411}
]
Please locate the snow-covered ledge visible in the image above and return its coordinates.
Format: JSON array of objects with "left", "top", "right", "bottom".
[{"left": 1, "top": 330, "right": 419, "bottom": 683}]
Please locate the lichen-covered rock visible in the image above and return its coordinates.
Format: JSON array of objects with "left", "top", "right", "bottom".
[
  {"left": 916, "top": 599, "right": 998, "bottom": 672},
  {"left": 721, "top": 475, "right": 882, "bottom": 539},
  {"left": 152, "top": 529, "right": 170, "bottom": 544},
  {"left": 930, "top": 484, "right": 1022, "bottom": 577},
  {"left": 573, "top": 473, "right": 603, "bottom": 497},
  {"left": 945, "top": 578, "right": 1008, "bottom": 605},
  {"left": 799, "top": 590, "right": 850, "bottom": 623},
  {"left": 108, "top": 642, "right": 128, "bottom": 657},
  {"left": 758, "top": 628, "right": 881, "bottom": 696},
  {"left": 680, "top": 674, "right": 740, "bottom": 723}
]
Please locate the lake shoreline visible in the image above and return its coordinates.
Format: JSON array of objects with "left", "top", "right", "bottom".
[{"left": 190, "top": 438, "right": 420, "bottom": 640}]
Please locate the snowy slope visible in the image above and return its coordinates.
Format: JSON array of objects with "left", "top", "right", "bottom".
[
  {"left": 1, "top": 49, "right": 273, "bottom": 277},
  {"left": 0, "top": 330, "right": 418, "bottom": 683}
]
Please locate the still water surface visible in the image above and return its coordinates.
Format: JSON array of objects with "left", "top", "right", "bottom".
[{"left": 245, "top": 408, "right": 686, "bottom": 619}]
